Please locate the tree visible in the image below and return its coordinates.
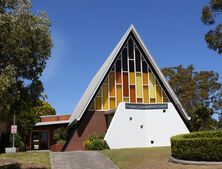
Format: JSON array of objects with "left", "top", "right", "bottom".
[
  {"left": 0, "top": 0, "right": 52, "bottom": 143},
  {"left": 162, "top": 65, "right": 222, "bottom": 131},
  {"left": 34, "top": 100, "right": 56, "bottom": 117},
  {"left": 201, "top": 0, "right": 222, "bottom": 54}
]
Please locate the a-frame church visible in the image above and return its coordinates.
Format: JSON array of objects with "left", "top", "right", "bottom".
[{"left": 62, "top": 25, "right": 190, "bottom": 151}]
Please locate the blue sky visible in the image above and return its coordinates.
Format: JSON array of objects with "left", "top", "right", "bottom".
[{"left": 32, "top": 0, "right": 221, "bottom": 115}]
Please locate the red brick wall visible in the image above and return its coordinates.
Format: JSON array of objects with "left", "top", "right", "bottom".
[
  {"left": 27, "top": 123, "right": 68, "bottom": 150},
  {"left": 63, "top": 111, "right": 107, "bottom": 151},
  {"left": 41, "top": 115, "right": 70, "bottom": 122}
]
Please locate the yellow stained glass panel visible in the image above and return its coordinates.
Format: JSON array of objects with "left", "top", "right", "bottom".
[
  {"left": 136, "top": 73, "right": 142, "bottom": 98},
  {"left": 124, "top": 98, "right": 129, "bottom": 102},
  {"left": 102, "top": 84, "right": 109, "bottom": 110},
  {"left": 156, "top": 86, "right": 162, "bottom": 103},
  {"left": 150, "top": 98, "right": 155, "bottom": 103},
  {"left": 129, "top": 72, "right": 135, "bottom": 84},
  {"left": 149, "top": 73, "right": 155, "bottom": 98},
  {"left": 116, "top": 85, "right": 122, "bottom": 105},
  {"left": 110, "top": 98, "right": 115, "bottom": 109}
]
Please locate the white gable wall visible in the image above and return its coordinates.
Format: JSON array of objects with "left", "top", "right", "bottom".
[{"left": 104, "top": 102, "right": 189, "bottom": 149}]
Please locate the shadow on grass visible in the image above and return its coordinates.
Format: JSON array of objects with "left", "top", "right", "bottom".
[{"left": 0, "top": 163, "right": 21, "bottom": 169}]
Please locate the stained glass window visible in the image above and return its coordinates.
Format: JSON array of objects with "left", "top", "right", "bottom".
[{"left": 87, "top": 35, "right": 169, "bottom": 111}]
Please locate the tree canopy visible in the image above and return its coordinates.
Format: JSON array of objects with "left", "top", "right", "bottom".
[
  {"left": 162, "top": 65, "right": 222, "bottom": 131},
  {"left": 0, "top": 0, "right": 53, "bottom": 123},
  {"left": 201, "top": 0, "right": 222, "bottom": 54},
  {"left": 34, "top": 100, "right": 56, "bottom": 117},
  {"left": 0, "top": 0, "right": 53, "bottom": 147}
]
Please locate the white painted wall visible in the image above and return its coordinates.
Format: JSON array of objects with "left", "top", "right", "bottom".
[{"left": 104, "top": 102, "right": 189, "bottom": 149}]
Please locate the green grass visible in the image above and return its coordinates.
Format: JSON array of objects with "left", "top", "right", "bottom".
[
  {"left": 0, "top": 152, "right": 51, "bottom": 168},
  {"left": 102, "top": 147, "right": 222, "bottom": 169}
]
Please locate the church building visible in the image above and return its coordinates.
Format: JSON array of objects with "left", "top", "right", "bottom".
[{"left": 62, "top": 25, "right": 190, "bottom": 151}]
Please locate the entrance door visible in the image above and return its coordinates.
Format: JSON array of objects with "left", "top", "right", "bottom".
[{"left": 32, "top": 131, "right": 49, "bottom": 150}]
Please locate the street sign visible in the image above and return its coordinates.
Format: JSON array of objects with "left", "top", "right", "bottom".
[{"left": 11, "top": 125, "right": 17, "bottom": 134}]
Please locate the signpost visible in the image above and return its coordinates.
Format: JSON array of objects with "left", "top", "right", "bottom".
[
  {"left": 5, "top": 115, "right": 17, "bottom": 153},
  {"left": 11, "top": 115, "right": 16, "bottom": 148}
]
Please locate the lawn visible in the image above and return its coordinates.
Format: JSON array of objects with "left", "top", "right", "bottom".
[
  {"left": 102, "top": 147, "right": 222, "bottom": 169},
  {"left": 0, "top": 152, "right": 51, "bottom": 169}
]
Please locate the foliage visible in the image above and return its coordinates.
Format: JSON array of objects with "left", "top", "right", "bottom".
[
  {"left": 162, "top": 65, "right": 222, "bottom": 131},
  {"left": 9, "top": 134, "right": 26, "bottom": 151},
  {"left": 84, "top": 133, "right": 109, "bottom": 150},
  {"left": 53, "top": 128, "right": 67, "bottom": 142},
  {"left": 0, "top": 0, "right": 52, "bottom": 145},
  {"left": 191, "top": 106, "right": 217, "bottom": 131},
  {"left": 171, "top": 131, "right": 222, "bottom": 161},
  {"left": 201, "top": 0, "right": 222, "bottom": 54},
  {"left": 33, "top": 100, "right": 56, "bottom": 117}
]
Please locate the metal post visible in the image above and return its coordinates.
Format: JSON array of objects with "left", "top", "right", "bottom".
[{"left": 12, "top": 114, "right": 15, "bottom": 148}]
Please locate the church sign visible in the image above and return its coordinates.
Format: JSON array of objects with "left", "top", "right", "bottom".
[{"left": 125, "top": 103, "right": 168, "bottom": 110}]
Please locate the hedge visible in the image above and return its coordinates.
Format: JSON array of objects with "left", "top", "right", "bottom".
[{"left": 171, "top": 130, "right": 222, "bottom": 161}]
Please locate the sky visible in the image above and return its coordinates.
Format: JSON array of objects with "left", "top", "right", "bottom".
[{"left": 32, "top": 0, "right": 221, "bottom": 115}]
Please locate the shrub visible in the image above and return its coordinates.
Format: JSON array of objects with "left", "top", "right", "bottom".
[
  {"left": 54, "top": 128, "right": 67, "bottom": 143},
  {"left": 171, "top": 130, "right": 222, "bottom": 161},
  {"left": 10, "top": 134, "right": 26, "bottom": 151},
  {"left": 83, "top": 133, "right": 109, "bottom": 150}
]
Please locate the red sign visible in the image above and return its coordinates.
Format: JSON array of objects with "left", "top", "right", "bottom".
[{"left": 11, "top": 125, "right": 17, "bottom": 134}]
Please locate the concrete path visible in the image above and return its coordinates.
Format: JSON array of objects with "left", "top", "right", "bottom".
[{"left": 51, "top": 151, "right": 119, "bottom": 169}]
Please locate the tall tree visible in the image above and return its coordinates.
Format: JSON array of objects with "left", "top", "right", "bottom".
[
  {"left": 162, "top": 65, "right": 222, "bottom": 131},
  {"left": 201, "top": 0, "right": 222, "bottom": 54},
  {"left": 0, "top": 0, "right": 52, "bottom": 137}
]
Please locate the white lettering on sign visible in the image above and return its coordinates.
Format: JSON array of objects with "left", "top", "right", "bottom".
[{"left": 11, "top": 125, "right": 17, "bottom": 134}]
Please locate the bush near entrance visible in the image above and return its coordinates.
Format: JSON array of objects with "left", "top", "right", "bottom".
[
  {"left": 171, "top": 131, "right": 222, "bottom": 161},
  {"left": 84, "top": 134, "right": 109, "bottom": 150}
]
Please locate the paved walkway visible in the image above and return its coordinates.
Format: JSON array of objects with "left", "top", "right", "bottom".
[{"left": 51, "top": 151, "right": 118, "bottom": 169}]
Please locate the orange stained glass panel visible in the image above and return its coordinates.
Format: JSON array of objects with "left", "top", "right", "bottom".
[
  {"left": 116, "top": 85, "right": 122, "bottom": 105},
  {"left": 123, "top": 72, "right": 129, "bottom": 97},
  {"left": 156, "top": 86, "right": 162, "bottom": 103},
  {"left": 102, "top": 84, "right": 109, "bottom": 110},
  {"left": 129, "top": 72, "right": 135, "bottom": 84},
  {"left": 110, "top": 98, "right": 115, "bottom": 109},
  {"left": 116, "top": 72, "right": 122, "bottom": 83},
  {"left": 96, "top": 97, "right": 101, "bottom": 110},
  {"left": 130, "top": 85, "right": 136, "bottom": 102},
  {"left": 143, "top": 86, "right": 149, "bottom": 103},
  {"left": 150, "top": 98, "right": 156, "bottom": 103},
  {"left": 109, "top": 72, "right": 115, "bottom": 97},
  {"left": 137, "top": 98, "right": 143, "bottom": 103},
  {"left": 142, "top": 72, "right": 148, "bottom": 84}
]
